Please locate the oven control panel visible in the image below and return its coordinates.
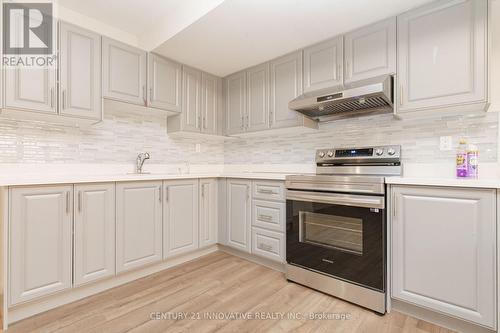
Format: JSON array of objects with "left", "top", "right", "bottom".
[{"left": 316, "top": 145, "right": 401, "bottom": 163}]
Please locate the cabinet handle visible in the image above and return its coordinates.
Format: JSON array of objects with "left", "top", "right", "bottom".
[
  {"left": 165, "top": 186, "right": 169, "bottom": 202},
  {"left": 258, "top": 214, "right": 273, "bottom": 221},
  {"left": 258, "top": 189, "right": 276, "bottom": 194},
  {"left": 203, "top": 117, "right": 207, "bottom": 129},
  {"left": 62, "top": 89, "right": 66, "bottom": 110},
  {"left": 66, "top": 191, "right": 70, "bottom": 214},
  {"left": 198, "top": 115, "right": 202, "bottom": 129},
  {"left": 159, "top": 186, "right": 162, "bottom": 202},
  {"left": 241, "top": 115, "right": 244, "bottom": 129},
  {"left": 246, "top": 115, "right": 249, "bottom": 129},
  {"left": 201, "top": 184, "right": 205, "bottom": 197},
  {"left": 246, "top": 185, "right": 250, "bottom": 200},
  {"left": 259, "top": 243, "right": 273, "bottom": 251},
  {"left": 50, "top": 87, "right": 54, "bottom": 108},
  {"left": 78, "top": 191, "right": 82, "bottom": 213}
]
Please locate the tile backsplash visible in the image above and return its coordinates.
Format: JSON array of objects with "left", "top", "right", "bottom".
[
  {"left": 0, "top": 108, "right": 225, "bottom": 164},
  {"left": 224, "top": 112, "right": 499, "bottom": 165},
  {"left": 0, "top": 108, "right": 497, "bottom": 166}
]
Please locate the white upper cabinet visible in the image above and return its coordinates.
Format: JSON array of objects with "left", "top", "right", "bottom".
[
  {"left": 102, "top": 37, "right": 147, "bottom": 106},
  {"left": 116, "top": 181, "right": 162, "bottom": 273},
  {"left": 391, "top": 185, "right": 496, "bottom": 328},
  {"left": 199, "top": 179, "right": 218, "bottom": 248},
  {"left": 148, "top": 53, "right": 182, "bottom": 112},
  {"left": 397, "top": 0, "right": 488, "bottom": 114},
  {"left": 269, "top": 51, "right": 304, "bottom": 128},
  {"left": 163, "top": 179, "right": 199, "bottom": 258},
  {"left": 181, "top": 66, "right": 202, "bottom": 132},
  {"left": 226, "top": 179, "right": 252, "bottom": 253},
  {"left": 4, "top": 67, "right": 57, "bottom": 114},
  {"left": 303, "top": 36, "right": 343, "bottom": 92},
  {"left": 201, "top": 73, "right": 220, "bottom": 135},
  {"left": 9, "top": 185, "right": 73, "bottom": 305},
  {"left": 246, "top": 63, "right": 270, "bottom": 132},
  {"left": 344, "top": 17, "right": 396, "bottom": 84},
  {"left": 73, "top": 183, "right": 115, "bottom": 287},
  {"left": 225, "top": 71, "right": 246, "bottom": 135},
  {"left": 59, "top": 22, "right": 102, "bottom": 120}
]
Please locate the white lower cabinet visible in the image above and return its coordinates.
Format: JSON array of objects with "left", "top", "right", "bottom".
[
  {"left": 116, "top": 181, "right": 163, "bottom": 273},
  {"left": 73, "top": 183, "right": 115, "bottom": 286},
  {"left": 9, "top": 185, "right": 73, "bottom": 305},
  {"left": 163, "top": 179, "right": 199, "bottom": 258},
  {"left": 251, "top": 227, "right": 285, "bottom": 263},
  {"left": 226, "top": 179, "right": 252, "bottom": 252},
  {"left": 199, "top": 179, "right": 218, "bottom": 248},
  {"left": 391, "top": 185, "right": 496, "bottom": 328}
]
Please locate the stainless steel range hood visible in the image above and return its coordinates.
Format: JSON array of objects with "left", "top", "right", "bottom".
[{"left": 289, "top": 76, "right": 393, "bottom": 121}]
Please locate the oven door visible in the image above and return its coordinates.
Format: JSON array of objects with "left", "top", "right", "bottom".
[{"left": 286, "top": 190, "right": 385, "bottom": 291}]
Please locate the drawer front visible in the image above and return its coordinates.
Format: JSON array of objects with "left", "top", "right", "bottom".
[
  {"left": 251, "top": 227, "right": 285, "bottom": 262},
  {"left": 252, "top": 200, "right": 285, "bottom": 232},
  {"left": 252, "top": 181, "right": 285, "bottom": 201}
]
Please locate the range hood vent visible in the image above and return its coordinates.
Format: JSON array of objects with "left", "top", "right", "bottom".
[{"left": 289, "top": 76, "right": 394, "bottom": 121}]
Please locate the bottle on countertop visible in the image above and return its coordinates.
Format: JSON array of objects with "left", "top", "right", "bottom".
[
  {"left": 467, "top": 144, "right": 479, "bottom": 178},
  {"left": 456, "top": 138, "right": 468, "bottom": 178}
]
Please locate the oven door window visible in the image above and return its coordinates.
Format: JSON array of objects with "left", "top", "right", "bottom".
[
  {"left": 300, "top": 212, "right": 363, "bottom": 255},
  {"left": 286, "top": 198, "right": 385, "bottom": 291}
]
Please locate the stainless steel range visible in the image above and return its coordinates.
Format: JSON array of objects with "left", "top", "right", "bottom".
[{"left": 285, "top": 145, "right": 401, "bottom": 314}]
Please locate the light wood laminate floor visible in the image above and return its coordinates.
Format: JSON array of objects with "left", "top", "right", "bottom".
[{"left": 6, "top": 251, "right": 455, "bottom": 333}]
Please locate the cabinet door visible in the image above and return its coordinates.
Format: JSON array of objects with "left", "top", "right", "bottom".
[
  {"left": 163, "top": 180, "right": 199, "bottom": 258},
  {"left": 392, "top": 186, "right": 496, "bottom": 328},
  {"left": 148, "top": 53, "right": 182, "bottom": 112},
  {"left": 9, "top": 185, "right": 73, "bottom": 305},
  {"left": 397, "top": 0, "right": 487, "bottom": 113},
  {"left": 59, "top": 22, "right": 101, "bottom": 120},
  {"left": 74, "top": 183, "right": 115, "bottom": 287},
  {"left": 270, "top": 51, "right": 303, "bottom": 128},
  {"left": 201, "top": 73, "right": 220, "bottom": 135},
  {"left": 246, "top": 63, "right": 269, "bottom": 132},
  {"left": 344, "top": 17, "right": 396, "bottom": 84},
  {"left": 199, "top": 179, "right": 218, "bottom": 247},
  {"left": 4, "top": 67, "right": 56, "bottom": 114},
  {"left": 181, "top": 66, "right": 202, "bottom": 132},
  {"left": 226, "top": 179, "right": 251, "bottom": 252},
  {"left": 116, "top": 181, "right": 162, "bottom": 273},
  {"left": 225, "top": 71, "right": 246, "bottom": 135},
  {"left": 303, "top": 36, "right": 343, "bottom": 92},
  {"left": 102, "top": 37, "right": 147, "bottom": 106}
]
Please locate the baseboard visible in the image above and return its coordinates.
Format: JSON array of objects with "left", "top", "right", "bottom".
[
  {"left": 391, "top": 299, "right": 495, "bottom": 333},
  {"left": 7, "top": 245, "right": 218, "bottom": 327},
  {"left": 217, "top": 245, "right": 285, "bottom": 273}
]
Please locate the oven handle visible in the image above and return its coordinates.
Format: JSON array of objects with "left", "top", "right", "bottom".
[{"left": 286, "top": 190, "right": 385, "bottom": 209}]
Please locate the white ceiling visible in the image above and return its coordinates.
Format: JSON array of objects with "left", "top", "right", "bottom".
[
  {"left": 153, "top": 0, "right": 435, "bottom": 76},
  {"left": 58, "top": 0, "right": 436, "bottom": 77}
]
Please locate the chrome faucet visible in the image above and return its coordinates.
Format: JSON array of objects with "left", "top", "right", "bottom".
[{"left": 136, "top": 152, "right": 150, "bottom": 174}]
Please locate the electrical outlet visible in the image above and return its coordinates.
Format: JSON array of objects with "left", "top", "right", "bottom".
[
  {"left": 439, "top": 136, "right": 452, "bottom": 151},
  {"left": 195, "top": 143, "right": 201, "bottom": 153}
]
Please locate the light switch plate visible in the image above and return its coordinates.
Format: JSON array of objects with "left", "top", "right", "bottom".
[{"left": 439, "top": 136, "right": 452, "bottom": 151}]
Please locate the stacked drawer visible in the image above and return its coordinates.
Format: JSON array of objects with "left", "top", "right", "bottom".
[{"left": 251, "top": 180, "right": 286, "bottom": 262}]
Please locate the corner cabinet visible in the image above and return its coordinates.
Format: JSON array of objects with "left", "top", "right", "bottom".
[
  {"left": 163, "top": 179, "right": 199, "bottom": 258},
  {"left": 9, "top": 185, "right": 73, "bottom": 305},
  {"left": 226, "top": 179, "right": 252, "bottom": 253},
  {"left": 391, "top": 185, "right": 496, "bottom": 329},
  {"left": 148, "top": 53, "right": 182, "bottom": 112},
  {"left": 59, "top": 22, "right": 102, "bottom": 120},
  {"left": 303, "top": 35, "right": 343, "bottom": 92},
  {"left": 116, "top": 181, "right": 162, "bottom": 273},
  {"left": 73, "top": 183, "right": 115, "bottom": 287},
  {"left": 344, "top": 17, "right": 396, "bottom": 84},
  {"left": 102, "top": 37, "right": 147, "bottom": 106},
  {"left": 225, "top": 71, "right": 246, "bottom": 135},
  {"left": 199, "top": 179, "right": 218, "bottom": 247},
  {"left": 396, "top": 0, "right": 488, "bottom": 114}
]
